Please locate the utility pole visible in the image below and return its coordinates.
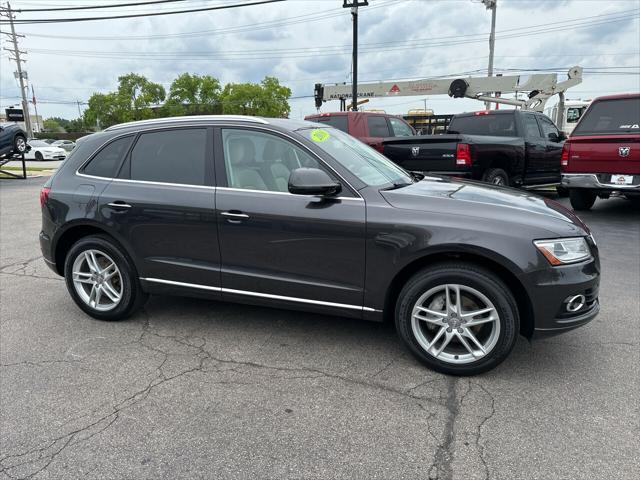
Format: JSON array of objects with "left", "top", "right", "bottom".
[
  {"left": 1, "top": 2, "right": 33, "bottom": 137},
  {"left": 343, "top": 0, "right": 368, "bottom": 111},
  {"left": 482, "top": 0, "right": 497, "bottom": 109}
]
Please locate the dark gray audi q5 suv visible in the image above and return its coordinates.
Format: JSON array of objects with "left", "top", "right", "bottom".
[{"left": 40, "top": 116, "right": 600, "bottom": 375}]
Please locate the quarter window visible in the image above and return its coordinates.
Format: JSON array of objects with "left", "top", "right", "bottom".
[
  {"left": 82, "top": 136, "right": 133, "bottom": 178},
  {"left": 222, "top": 129, "right": 323, "bottom": 192},
  {"left": 129, "top": 129, "right": 207, "bottom": 185},
  {"left": 367, "top": 116, "right": 391, "bottom": 137}
]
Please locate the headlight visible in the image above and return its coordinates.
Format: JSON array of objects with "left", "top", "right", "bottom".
[{"left": 534, "top": 237, "right": 591, "bottom": 265}]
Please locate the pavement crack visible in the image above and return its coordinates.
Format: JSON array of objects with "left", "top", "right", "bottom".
[
  {"left": 474, "top": 382, "right": 496, "bottom": 480},
  {"left": 428, "top": 375, "right": 459, "bottom": 480}
]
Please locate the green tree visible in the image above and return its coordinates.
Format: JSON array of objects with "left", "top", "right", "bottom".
[
  {"left": 220, "top": 76, "right": 291, "bottom": 117},
  {"left": 83, "top": 73, "right": 166, "bottom": 129},
  {"left": 166, "top": 73, "right": 222, "bottom": 116},
  {"left": 43, "top": 118, "right": 64, "bottom": 133}
]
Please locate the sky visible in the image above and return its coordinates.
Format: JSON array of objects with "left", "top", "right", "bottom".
[{"left": 1, "top": 0, "right": 639, "bottom": 122}]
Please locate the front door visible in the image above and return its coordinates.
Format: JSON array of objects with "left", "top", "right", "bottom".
[
  {"left": 214, "top": 127, "right": 366, "bottom": 312},
  {"left": 98, "top": 127, "right": 220, "bottom": 290}
]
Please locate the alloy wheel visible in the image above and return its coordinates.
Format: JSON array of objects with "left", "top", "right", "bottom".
[
  {"left": 411, "top": 284, "right": 501, "bottom": 364},
  {"left": 72, "top": 249, "right": 123, "bottom": 312},
  {"left": 15, "top": 137, "right": 26, "bottom": 152}
]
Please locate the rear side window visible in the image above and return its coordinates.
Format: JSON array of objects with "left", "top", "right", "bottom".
[
  {"left": 367, "top": 116, "right": 391, "bottom": 137},
  {"left": 129, "top": 128, "right": 206, "bottom": 185},
  {"left": 572, "top": 97, "right": 640, "bottom": 135},
  {"left": 389, "top": 117, "right": 414, "bottom": 137},
  {"left": 82, "top": 136, "right": 133, "bottom": 178},
  {"left": 448, "top": 113, "right": 517, "bottom": 137},
  {"left": 521, "top": 114, "right": 542, "bottom": 138},
  {"left": 313, "top": 116, "right": 349, "bottom": 133}
]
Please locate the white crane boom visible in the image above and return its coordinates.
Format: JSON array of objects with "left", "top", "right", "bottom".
[{"left": 314, "top": 66, "right": 583, "bottom": 115}]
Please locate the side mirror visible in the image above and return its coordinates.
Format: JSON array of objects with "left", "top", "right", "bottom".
[
  {"left": 558, "top": 131, "right": 567, "bottom": 141},
  {"left": 288, "top": 168, "right": 342, "bottom": 196},
  {"left": 548, "top": 132, "right": 560, "bottom": 142}
]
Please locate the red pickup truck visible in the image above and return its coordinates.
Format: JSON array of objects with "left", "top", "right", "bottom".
[
  {"left": 304, "top": 111, "right": 415, "bottom": 151},
  {"left": 561, "top": 93, "right": 640, "bottom": 210}
]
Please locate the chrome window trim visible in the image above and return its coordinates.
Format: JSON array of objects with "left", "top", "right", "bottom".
[
  {"left": 141, "top": 277, "right": 378, "bottom": 312},
  {"left": 75, "top": 172, "right": 217, "bottom": 190},
  {"left": 106, "top": 115, "right": 269, "bottom": 131},
  {"left": 75, "top": 123, "right": 362, "bottom": 199}
]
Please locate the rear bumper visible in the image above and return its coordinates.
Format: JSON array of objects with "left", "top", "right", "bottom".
[
  {"left": 562, "top": 173, "right": 640, "bottom": 191},
  {"left": 39, "top": 230, "right": 58, "bottom": 274}
]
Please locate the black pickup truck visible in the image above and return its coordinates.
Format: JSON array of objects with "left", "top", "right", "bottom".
[{"left": 382, "top": 110, "right": 566, "bottom": 187}]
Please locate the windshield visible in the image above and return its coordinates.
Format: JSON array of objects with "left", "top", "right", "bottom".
[
  {"left": 29, "top": 140, "right": 49, "bottom": 147},
  {"left": 299, "top": 127, "right": 413, "bottom": 187}
]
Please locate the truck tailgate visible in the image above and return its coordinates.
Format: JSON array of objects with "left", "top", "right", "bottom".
[
  {"left": 382, "top": 135, "right": 462, "bottom": 172},
  {"left": 565, "top": 135, "right": 640, "bottom": 175}
]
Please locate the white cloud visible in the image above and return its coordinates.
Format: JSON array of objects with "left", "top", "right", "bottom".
[{"left": 1, "top": 0, "right": 638, "bottom": 120}]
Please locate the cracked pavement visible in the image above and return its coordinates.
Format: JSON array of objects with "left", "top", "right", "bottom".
[{"left": 1, "top": 177, "right": 638, "bottom": 479}]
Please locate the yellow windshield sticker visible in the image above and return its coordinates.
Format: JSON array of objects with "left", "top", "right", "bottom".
[{"left": 310, "top": 129, "right": 330, "bottom": 142}]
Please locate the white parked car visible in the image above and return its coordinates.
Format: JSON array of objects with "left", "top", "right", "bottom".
[
  {"left": 25, "top": 140, "right": 67, "bottom": 161},
  {"left": 52, "top": 139, "right": 76, "bottom": 152}
]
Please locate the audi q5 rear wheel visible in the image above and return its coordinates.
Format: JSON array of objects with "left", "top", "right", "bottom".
[
  {"left": 395, "top": 263, "right": 519, "bottom": 375},
  {"left": 64, "top": 235, "right": 147, "bottom": 321}
]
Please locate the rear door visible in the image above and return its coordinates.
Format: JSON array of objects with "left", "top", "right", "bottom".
[
  {"left": 97, "top": 127, "right": 221, "bottom": 290},
  {"left": 535, "top": 114, "right": 563, "bottom": 183},
  {"left": 520, "top": 112, "right": 547, "bottom": 183}
]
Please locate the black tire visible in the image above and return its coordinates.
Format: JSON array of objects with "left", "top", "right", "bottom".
[
  {"left": 13, "top": 134, "right": 26, "bottom": 154},
  {"left": 395, "top": 263, "right": 519, "bottom": 376},
  {"left": 482, "top": 168, "right": 509, "bottom": 186},
  {"left": 556, "top": 186, "right": 569, "bottom": 198},
  {"left": 34, "top": 151, "right": 44, "bottom": 161},
  {"left": 63, "top": 235, "right": 147, "bottom": 321},
  {"left": 569, "top": 189, "right": 597, "bottom": 211}
]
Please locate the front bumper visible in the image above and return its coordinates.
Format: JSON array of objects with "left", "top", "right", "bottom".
[
  {"left": 524, "top": 254, "right": 601, "bottom": 337},
  {"left": 562, "top": 173, "right": 640, "bottom": 192}
]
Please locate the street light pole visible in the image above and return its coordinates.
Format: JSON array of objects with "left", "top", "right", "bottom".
[
  {"left": 482, "top": 0, "right": 497, "bottom": 109},
  {"left": 343, "top": 0, "right": 368, "bottom": 111}
]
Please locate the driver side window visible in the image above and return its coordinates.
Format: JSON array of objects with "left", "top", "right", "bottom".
[{"left": 221, "top": 129, "right": 324, "bottom": 192}]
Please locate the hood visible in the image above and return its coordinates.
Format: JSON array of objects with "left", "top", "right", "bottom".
[{"left": 381, "top": 176, "right": 589, "bottom": 238}]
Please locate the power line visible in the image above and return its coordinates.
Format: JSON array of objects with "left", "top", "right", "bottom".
[
  {"left": 16, "top": 11, "right": 639, "bottom": 61},
  {"left": 14, "top": 0, "right": 189, "bottom": 12},
  {"left": 0, "top": 0, "right": 285, "bottom": 24},
  {"left": 13, "top": 5, "right": 637, "bottom": 41}
]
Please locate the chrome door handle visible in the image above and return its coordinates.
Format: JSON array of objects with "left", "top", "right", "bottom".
[
  {"left": 221, "top": 212, "right": 249, "bottom": 219},
  {"left": 107, "top": 202, "right": 132, "bottom": 208}
]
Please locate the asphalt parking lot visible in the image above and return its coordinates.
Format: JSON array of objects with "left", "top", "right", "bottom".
[{"left": 1, "top": 176, "right": 638, "bottom": 480}]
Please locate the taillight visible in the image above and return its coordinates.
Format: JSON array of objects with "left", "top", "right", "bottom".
[
  {"left": 474, "top": 111, "right": 490, "bottom": 116},
  {"left": 39, "top": 187, "right": 50, "bottom": 207},
  {"left": 456, "top": 143, "right": 472, "bottom": 166},
  {"left": 561, "top": 143, "right": 571, "bottom": 168}
]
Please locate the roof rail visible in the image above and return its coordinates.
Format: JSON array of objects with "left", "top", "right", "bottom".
[{"left": 105, "top": 115, "right": 269, "bottom": 131}]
